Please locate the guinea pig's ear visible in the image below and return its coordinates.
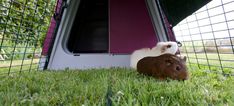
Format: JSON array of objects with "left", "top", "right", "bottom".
[
  {"left": 161, "top": 46, "right": 166, "bottom": 53},
  {"left": 165, "top": 59, "right": 173, "bottom": 66},
  {"left": 182, "top": 56, "right": 187, "bottom": 62}
]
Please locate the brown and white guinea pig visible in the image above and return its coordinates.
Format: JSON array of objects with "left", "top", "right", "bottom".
[
  {"left": 130, "top": 41, "right": 178, "bottom": 69},
  {"left": 137, "top": 53, "right": 188, "bottom": 80}
]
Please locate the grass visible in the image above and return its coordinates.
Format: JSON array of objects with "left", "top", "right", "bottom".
[
  {"left": 182, "top": 53, "right": 234, "bottom": 74},
  {"left": 0, "top": 59, "right": 39, "bottom": 74},
  {"left": 179, "top": 39, "right": 234, "bottom": 71},
  {"left": 0, "top": 67, "right": 233, "bottom": 105},
  {"left": 0, "top": 59, "right": 39, "bottom": 67},
  {"left": 185, "top": 53, "right": 234, "bottom": 61}
]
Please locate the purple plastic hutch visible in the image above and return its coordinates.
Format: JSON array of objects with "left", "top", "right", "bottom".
[{"left": 41, "top": 0, "right": 209, "bottom": 70}]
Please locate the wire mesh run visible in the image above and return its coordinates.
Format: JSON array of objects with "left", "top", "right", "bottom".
[
  {"left": 0, "top": 0, "right": 56, "bottom": 76},
  {"left": 173, "top": 0, "right": 234, "bottom": 75},
  {"left": 39, "top": 0, "right": 66, "bottom": 70}
]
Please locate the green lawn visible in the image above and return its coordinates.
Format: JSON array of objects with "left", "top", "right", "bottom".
[
  {"left": 0, "top": 59, "right": 39, "bottom": 74},
  {"left": 0, "top": 68, "right": 233, "bottom": 105},
  {"left": 184, "top": 53, "right": 234, "bottom": 61},
  {"left": 182, "top": 53, "right": 234, "bottom": 74}
]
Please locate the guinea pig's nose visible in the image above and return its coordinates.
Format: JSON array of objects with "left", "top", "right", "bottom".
[{"left": 167, "top": 45, "right": 172, "bottom": 48}]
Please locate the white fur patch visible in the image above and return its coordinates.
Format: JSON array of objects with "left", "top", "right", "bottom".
[{"left": 130, "top": 41, "right": 178, "bottom": 69}]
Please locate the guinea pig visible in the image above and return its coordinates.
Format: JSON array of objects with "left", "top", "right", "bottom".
[
  {"left": 130, "top": 41, "right": 178, "bottom": 69},
  {"left": 137, "top": 53, "right": 188, "bottom": 80}
]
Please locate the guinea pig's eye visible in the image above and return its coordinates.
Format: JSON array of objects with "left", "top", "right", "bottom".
[
  {"left": 176, "top": 66, "right": 181, "bottom": 71},
  {"left": 167, "top": 45, "right": 172, "bottom": 48}
]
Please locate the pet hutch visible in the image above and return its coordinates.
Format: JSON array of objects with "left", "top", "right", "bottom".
[{"left": 42, "top": 0, "right": 211, "bottom": 70}]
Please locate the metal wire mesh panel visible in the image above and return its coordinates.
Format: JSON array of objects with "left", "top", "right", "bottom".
[
  {"left": 38, "top": 0, "right": 64, "bottom": 70},
  {"left": 0, "top": 0, "right": 56, "bottom": 75},
  {"left": 174, "top": 0, "right": 234, "bottom": 75}
]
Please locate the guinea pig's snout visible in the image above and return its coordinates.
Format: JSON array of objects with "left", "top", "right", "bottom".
[{"left": 167, "top": 45, "right": 172, "bottom": 48}]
